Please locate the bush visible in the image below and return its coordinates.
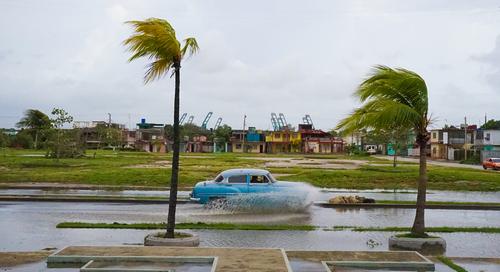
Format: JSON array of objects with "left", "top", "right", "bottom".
[{"left": 10, "top": 130, "right": 33, "bottom": 149}]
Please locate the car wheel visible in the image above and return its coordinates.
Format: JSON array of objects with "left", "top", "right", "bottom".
[
  {"left": 205, "top": 197, "right": 228, "bottom": 208},
  {"left": 483, "top": 165, "right": 487, "bottom": 170}
]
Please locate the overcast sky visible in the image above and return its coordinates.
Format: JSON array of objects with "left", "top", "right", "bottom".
[{"left": 1, "top": 0, "right": 499, "bottom": 131}]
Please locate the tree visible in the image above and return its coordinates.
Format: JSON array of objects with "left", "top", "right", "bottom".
[
  {"left": 481, "top": 119, "right": 500, "bottom": 130},
  {"left": 16, "top": 109, "right": 51, "bottom": 149},
  {"left": 337, "top": 66, "right": 430, "bottom": 236},
  {"left": 124, "top": 18, "right": 198, "bottom": 239},
  {"left": 48, "top": 108, "right": 74, "bottom": 160},
  {"left": 214, "top": 124, "right": 232, "bottom": 143}
]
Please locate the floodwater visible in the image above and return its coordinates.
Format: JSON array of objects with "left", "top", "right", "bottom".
[
  {"left": 0, "top": 201, "right": 499, "bottom": 257},
  {"left": 2, "top": 188, "right": 499, "bottom": 202}
]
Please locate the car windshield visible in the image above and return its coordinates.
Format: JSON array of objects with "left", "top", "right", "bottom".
[
  {"left": 214, "top": 175, "right": 224, "bottom": 182},
  {"left": 266, "top": 173, "right": 276, "bottom": 183}
]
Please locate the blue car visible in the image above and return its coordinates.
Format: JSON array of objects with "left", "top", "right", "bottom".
[{"left": 189, "top": 168, "right": 306, "bottom": 205}]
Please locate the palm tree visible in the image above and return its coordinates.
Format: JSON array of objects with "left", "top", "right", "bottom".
[
  {"left": 124, "top": 18, "right": 198, "bottom": 238},
  {"left": 337, "top": 66, "right": 430, "bottom": 236},
  {"left": 16, "top": 109, "right": 51, "bottom": 149}
]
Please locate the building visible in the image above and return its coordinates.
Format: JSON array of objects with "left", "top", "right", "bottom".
[
  {"left": 265, "top": 130, "right": 301, "bottom": 153},
  {"left": 135, "top": 119, "right": 166, "bottom": 153},
  {"left": 298, "top": 124, "right": 344, "bottom": 153},
  {"left": 475, "top": 129, "right": 500, "bottom": 161},
  {"left": 231, "top": 127, "right": 266, "bottom": 153},
  {"left": 430, "top": 125, "right": 476, "bottom": 160},
  {"left": 185, "top": 135, "right": 213, "bottom": 153}
]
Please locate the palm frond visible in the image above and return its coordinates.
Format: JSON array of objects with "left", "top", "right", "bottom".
[
  {"left": 337, "top": 66, "right": 429, "bottom": 135},
  {"left": 123, "top": 18, "right": 186, "bottom": 84},
  {"left": 180, "top": 37, "right": 199, "bottom": 59}
]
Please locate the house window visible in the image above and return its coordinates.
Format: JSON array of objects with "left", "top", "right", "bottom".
[
  {"left": 485, "top": 133, "right": 490, "bottom": 141},
  {"left": 236, "top": 144, "right": 242, "bottom": 149},
  {"left": 432, "top": 132, "right": 437, "bottom": 139}
]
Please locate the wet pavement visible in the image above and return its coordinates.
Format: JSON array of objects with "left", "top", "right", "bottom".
[
  {"left": 2, "top": 188, "right": 499, "bottom": 203},
  {"left": 0, "top": 201, "right": 499, "bottom": 257}
]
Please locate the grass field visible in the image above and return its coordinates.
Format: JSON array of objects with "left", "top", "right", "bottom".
[{"left": 0, "top": 148, "right": 498, "bottom": 191}]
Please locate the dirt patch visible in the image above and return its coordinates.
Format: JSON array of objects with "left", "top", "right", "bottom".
[
  {"left": 124, "top": 160, "right": 171, "bottom": 169},
  {"left": 55, "top": 246, "right": 289, "bottom": 272},
  {"left": 265, "top": 158, "right": 360, "bottom": 169},
  {"left": 286, "top": 250, "right": 424, "bottom": 262},
  {"left": 0, "top": 166, "right": 8, "bottom": 171},
  {"left": 0, "top": 251, "right": 51, "bottom": 267}
]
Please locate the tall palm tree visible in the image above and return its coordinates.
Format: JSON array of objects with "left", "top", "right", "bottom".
[
  {"left": 124, "top": 18, "right": 198, "bottom": 238},
  {"left": 337, "top": 66, "right": 430, "bottom": 236},
  {"left": 16, "top": 109, "right": 51, "bottom": 149}
]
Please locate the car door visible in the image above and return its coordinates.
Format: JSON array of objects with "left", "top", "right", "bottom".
[
  {"left": 248, "top": 175, "right": 272, "bottom": 194},
  {"left": 226, "top": 174, "right": 249, "bottom": 194}
]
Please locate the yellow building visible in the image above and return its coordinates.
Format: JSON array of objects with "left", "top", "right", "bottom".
[{"left": 265, "top": 131, "right": 301, "bottom": 153}]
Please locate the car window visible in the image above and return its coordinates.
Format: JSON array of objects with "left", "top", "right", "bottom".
[
  {"left": 493, "top": 159, "right": 500, "bottom": 163},
  {"left": 250, "top": 175, "right": 269, "bottom": 184},
  {"left": 214, "top": 175, "right": 224, "bottom": 182},
  {"left": 228, "top": 175, "right": 247, "bottom": 183}
]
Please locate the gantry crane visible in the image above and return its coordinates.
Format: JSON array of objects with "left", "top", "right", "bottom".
[
  {"left": 213, "top": 117, "right": 222, "bottom": 130},
  {"left": 201, "top": 112, "right": 213, "bottom": 129}
]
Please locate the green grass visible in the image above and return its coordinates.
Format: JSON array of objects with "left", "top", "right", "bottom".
[
  {"left": 377, "top": 200, "right": 500, "bottom": 206},
  {"left": 352, "top": 226, "right": 500, "bottom": 233},
  {"left": 437, "top": 256, "right": 468, "bottom": 272},
  {"left": 56, "top": 222, "right": 500, "bottom": 233},
  {"left": 56, "top": 221, "right": 316, "bottom": 231},
  {"left": 1, "top": 148, "right": 499, "bottom": 191}
]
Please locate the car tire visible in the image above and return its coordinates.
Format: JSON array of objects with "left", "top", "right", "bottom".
[{"left": 483, "top": 165, "right": 487, "bottom": 170}]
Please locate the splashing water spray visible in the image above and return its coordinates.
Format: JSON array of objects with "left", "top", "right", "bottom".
[{"left": 204, "top": 182, "right": 321, "bottom": 214}]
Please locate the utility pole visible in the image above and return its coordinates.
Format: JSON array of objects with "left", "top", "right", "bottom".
[
  {"left": 464, "top": 116, "right": 467, "bottom": 161},
  {"left": 242, "top": 114, "right": 247, "bottom": 153},
  {"left": 108, "top": 113, "right": 112, "bottom": 128}
]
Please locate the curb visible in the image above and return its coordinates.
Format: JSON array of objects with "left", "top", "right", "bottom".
[{"left": 314, "top": 202, "right": 500, "bottom": 211}]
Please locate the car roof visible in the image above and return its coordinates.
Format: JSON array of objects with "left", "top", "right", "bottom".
[{"left": 219, "top": 168, "right": 270, "bottom": 177}]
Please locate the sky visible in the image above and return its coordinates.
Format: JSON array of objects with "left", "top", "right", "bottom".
[{"left": 1, "top": 0, "right": 499, "bottom": 131}]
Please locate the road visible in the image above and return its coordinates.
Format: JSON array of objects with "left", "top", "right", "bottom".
[{"left": 374, "top": 156, "right": 486, "bottom": 170}]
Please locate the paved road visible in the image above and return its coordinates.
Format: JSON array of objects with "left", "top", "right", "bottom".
[{"left": 374, "top": 156, "right": 487, "bottom": 170}]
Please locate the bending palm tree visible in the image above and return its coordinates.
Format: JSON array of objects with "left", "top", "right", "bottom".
[
  {"left": 16, "top": 109, "right": 51, "bottom": 149},
  {"left": 124, "top": 18, "right": 198, "bottom": 238},
  {"left": 337, "top": 66, "right": 430, "bottom": 236}
]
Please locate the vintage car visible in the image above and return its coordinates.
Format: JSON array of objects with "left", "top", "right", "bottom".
[
  {"left": 189, "top": 168, "right": 304, "bottom": 204},
  {"left": 482, "top": 158, "right": 500, "bottom": 170}
]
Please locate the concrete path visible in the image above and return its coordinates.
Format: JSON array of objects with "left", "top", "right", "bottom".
[{"left": 374, "top": 156, "right": 486, "bottom": 170}]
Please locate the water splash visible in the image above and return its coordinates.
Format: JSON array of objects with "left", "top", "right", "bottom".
[{"left": 204, "top": 182, "right": 320, "bottom": 213}]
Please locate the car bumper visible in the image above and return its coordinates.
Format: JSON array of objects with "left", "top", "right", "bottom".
[{"left": 190, "top": 197, "right": 201, "bottom": 202}]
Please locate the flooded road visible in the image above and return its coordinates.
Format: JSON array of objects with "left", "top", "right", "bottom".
[
  {"left": 0, "top": 201, "right": 499, "bottom": 257},
  {"left": 2, "top": 188, "right": 499, "bottom": 203}
]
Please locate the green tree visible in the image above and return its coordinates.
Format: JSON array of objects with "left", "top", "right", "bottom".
[
  {"left": 337, "top": 66, "right": 430, "bottom": 236},
  {"left": 214, "top": 124, "right": 232, "bottom": 143},
  {"left": 16, "top": 109, "right": 51, "bottom": 149},
  {"left": 124, "top": 18, "right": 198, "bottom": 239},
  {"left": 49, "top": 108, "right": 74, "bottom": 160},
  {"left": 481, "top": 119, "right": 500, "bottom": 130}
]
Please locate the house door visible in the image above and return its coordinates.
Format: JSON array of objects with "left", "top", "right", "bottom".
[{"left": 259, "top": 145, "right": 263, "bottom": 153}]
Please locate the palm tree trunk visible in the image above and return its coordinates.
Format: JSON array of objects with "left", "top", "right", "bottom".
[
  {"left": 411, "top": 138, "right": 427, "bottom": 236},
  {"left": 166, "top": 63, "right": 181, "bottom": 239},
  {"left": 393, "top": 150, "right": 397, "bottom": 167},
  {"left": 34, "top": 131, "right": 38, "bottom": 149}
]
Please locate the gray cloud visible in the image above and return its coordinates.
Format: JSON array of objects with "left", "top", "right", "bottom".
[{"left": 1, "top": 0, "right": 499, "bottom": 130}]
